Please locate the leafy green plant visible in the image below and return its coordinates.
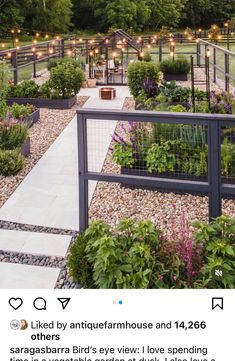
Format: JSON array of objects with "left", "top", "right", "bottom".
[
  {"left": 48, "top": 58, "right": 83, "bottom": 71},
  {"left": 112, "top": 142, "right": 135, "bottom": 168},
  {"left": 160, "top": 57, "right": 190, "bottom": 75},
  {"left": 0, "top": 120, "right": 28, "bottom": 150},
  {"left": 179, "top": 125, "right": 206, "bottom": 148},
  {"left": 9, "top": 103, "right": 34, "bottom": 119},
  {"left": 145, "top": 142, "right": 176, "bottom": 173},
  {"left": 0, "top": 60, "right": 11, "bottom": 99},
  {"left": 7, "top": 80, "right": 40, "bottom": 98},
  {"left": 0, "top": 98, "right": 8, "bottom": 119},
  {"left": 221, "top": 138, "right": 235, "bottom": 177},
  {"left": 127, "top": 61, "right": 160, "bottom": 98},
  {"left": 193, "top": 216, "right": 235, "bottom": 288},
  {"left": 49, "top": 63, "right": 85, "bottom": 98},
  {"left": 168, "top": 104, "right": 187, "bottom": 112},
  {"left": 69, "top": 219, "right": 161, "bottom": 289},
  {"left": 0, "top": 149, "right": 25, "bottom": 176},
  {"left": 67, "top": 234, "right": 95, "bottom": 288},
  {"left": 162, "top": 83, "right": 191, "bottom": 103}
]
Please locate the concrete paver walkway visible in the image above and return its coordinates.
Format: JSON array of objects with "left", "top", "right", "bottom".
[
  {"left": 0, "top": 86, "right": 130, "bottom": 231},
  {"left": 0, "top": 86, "right": 130, "bottom": 288}
]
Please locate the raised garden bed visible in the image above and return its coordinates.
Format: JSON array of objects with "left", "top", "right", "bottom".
[
  {"left": 25, "top": 108, "right": 40, "bottom": 127},
  {"left": 7, "top": 95, "right": 77, "bottom": 109},
  {"left": 163, "top": 74, "right": 188, "bottom": 81},
  {"left": 21, "top": 137, "right": 30, "bottom": 157}
]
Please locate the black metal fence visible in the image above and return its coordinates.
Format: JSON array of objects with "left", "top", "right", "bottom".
[
  {"left": 77, "top": 108, "right": 235, "bottom": 231},
  {"left": 198, "top": 39, "right": 235, "bottom": 91}
]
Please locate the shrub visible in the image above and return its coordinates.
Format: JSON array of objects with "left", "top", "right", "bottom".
[
  {"left": 49, "top": 63, "right": 85, "bottom": 98},
  {"left": 67, "top": 233, "right": 95, "bottom": 288},
  {"left": 7, "top": 80, "right": 39, "bottom": 98},
  {"left": 0, "top": 120, "right": 28, "bottom": 150},
  {"left": 0, "top": 149, "right": 24, "bottom": 176},
  {"left": 48, "top": 58, "right": 83, "bottom": 71},
  {"left": 161, "top": 82, "right": 191, "bottom": 102},
  {"left": 127, "top": 61, "right": 160, "bottom": 98},
  {"left": 160, "top": 57, "right": 190, "bottom": 75},
  {"left": 193, "top": 216, "right": 235, "bottom": 288},
  {"left": 143, "top": 52, "right": 152, "bottom": 62},
  {"left": 9, "top": 103, "right": 34, "bottom": 119},
  {"left": 69, "top": 219, "right": 160, "bottom": 289}
]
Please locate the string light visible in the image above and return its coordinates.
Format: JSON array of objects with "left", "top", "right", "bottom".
[
  {"left": 37, "top": 51, "right": 42, "bottom": 57},
  {"left": 90, "top": 51, "right": 93, "bottom": 56},
  {"left": 45, "top": 34, "right": 49, "bottom": 39},
  {"left": 36, "top": 33, "right": 40, "bottom": 37},
  {"left": 170, "top": 51, "right": 174, "bottom": 57},
  {"left": 218, "top": 35, "right": 222, "bottom": 40},
  {"left": 33, "top": 39, "right": 38, "bottom": 44},
  {"left": 140, "top": 51, "right": 144, "bottom": 58},
  {"left": 49, "top": 48, "right": 53, "bottom": 54},
  {"left": 52, "top": 40, "right": 55, "bottom": 45},
  {"left": 112, "top": 51, "right": 116, "bottom": 57},
  {"left": 7, "top": 52, "right": 11, "bottom": 57},
  {"left": 15, "top": 39, "right": 19, "bottom": 43},
  {"left": 11, "top": 29, "right": 15, "bottom": 34},
  {"left": 198, "top": 28, "right": 202, "bottom": 32},
  {"left": 206, "top": 48, "right": 211, "bottom": 57},
  {"left": 79, "top": 38, "right": 83, "bottom": 42},
  {"left": 95, "top": 49, "right": 99, "bottom": 54},
  {"left": 67, "top": 50, "right": 72, "bottom": 56},
  {"left": 147, "top": 44, "right": 151, "bottom": 49},
  {"left": 17, "top": 29, "right": 21, "bottom": 33},
  {"left": 72, "top": 40, "right": 76, "bottom": 45},
  {"left": 1, "top": 43, "right": 6, "bottom": 48}
]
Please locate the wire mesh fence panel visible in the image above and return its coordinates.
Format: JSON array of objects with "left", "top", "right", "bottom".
[{"left": 87, "top": 117, "right": 209, "bottom": 183}]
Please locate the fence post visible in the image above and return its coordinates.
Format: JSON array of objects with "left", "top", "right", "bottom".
[
  {"left": 61, "top": 39, "right": 65, "bottom": 58},
  {"left": 208, "top": 120, "right": 221, "bottom": 220},
  {"left": 225, "top": 53, "right": 229, "bottom": 92},
  {"left": 33, "top": 51, "right": 37, "bottom": 78},
  {"left": 196, "top": 41, "right": 201, "bottom": 66},
  {"left": 213, "top": 47, "right": 216, "bottom": 83},
  {"left": 159, "top": 40, "right": 162, "bottom": 62},
  {"left": 12, "top": 50, "right": 18, "bottom": 85},
  {"left": 77, "top": 113, "right": 89, "bottom": 231}
]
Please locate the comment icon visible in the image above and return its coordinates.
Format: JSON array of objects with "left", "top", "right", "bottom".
[{"left": 33, "top": 297, "right": 47, "bottom": 311}]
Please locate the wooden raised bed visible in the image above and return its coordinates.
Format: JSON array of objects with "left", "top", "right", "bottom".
[{"left": 7, "top": 95, "right": 77, "bottom": 109}]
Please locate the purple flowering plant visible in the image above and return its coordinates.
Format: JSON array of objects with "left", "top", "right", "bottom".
[
  {"left": 210, "top": 91, "right": 235, "bottom": 114},
  {"left": 111, "top": 121, "right": 151, "bottom": 168}
]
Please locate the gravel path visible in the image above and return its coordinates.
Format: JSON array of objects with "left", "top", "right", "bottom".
[{"left": 0, "top": 96, "right": 89, "bottom": 207}]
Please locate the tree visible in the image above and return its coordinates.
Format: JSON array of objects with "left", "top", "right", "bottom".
[
  {"left": 147, "top": 0, "right": 186, "bottom": 30},
  {"left": 94, "top": 0, "right": 150, "bottom": 31},
  {"left": 24, "top": 0, "right": 72, "bottom": 33},
  {"left": 181, "top": 0, "right": 235, "bottom": 27},
  {"left": 0, "top": 0, "right": 32, "bottom": 35}
]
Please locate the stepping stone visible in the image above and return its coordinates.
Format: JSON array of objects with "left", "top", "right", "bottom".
[
  {"left": 0, "top": 262, "right": 60, "bottom": 289},
  {"left": 0, "top": 229, "right": 72, "bottom": 257}
]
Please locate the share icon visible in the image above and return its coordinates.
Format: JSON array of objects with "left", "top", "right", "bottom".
[{"left": 57, "top": 298, "right": 71, "bottom": 310}]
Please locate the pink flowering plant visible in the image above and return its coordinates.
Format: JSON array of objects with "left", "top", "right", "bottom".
[{"left": 0, "top": 111, "right": 28, "bottom": 150}]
